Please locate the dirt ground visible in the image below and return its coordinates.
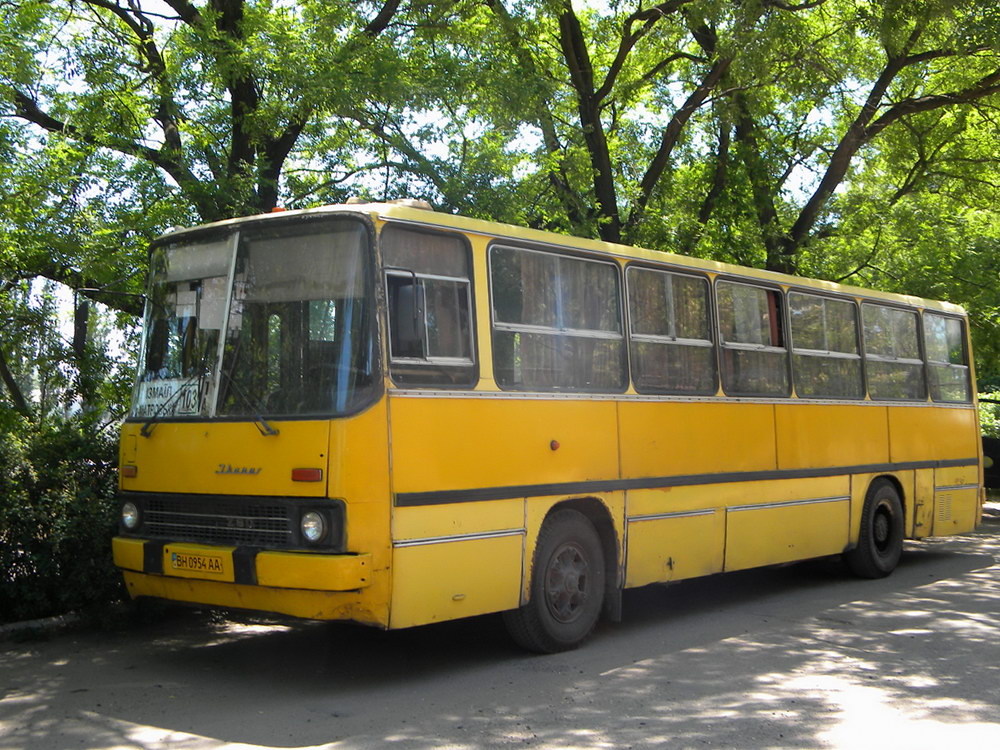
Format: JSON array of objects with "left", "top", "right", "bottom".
[{"left": 2, "top": 504, "right": 999, "bottom": 749}]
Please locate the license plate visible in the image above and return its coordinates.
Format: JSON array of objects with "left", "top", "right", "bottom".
[{"left": 170, "top": 551, "right": 225, "bottom": 576}]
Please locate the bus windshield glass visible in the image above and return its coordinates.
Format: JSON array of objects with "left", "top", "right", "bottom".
[{"left": 130, "top": 217, "right": 377, "bottom": 420}]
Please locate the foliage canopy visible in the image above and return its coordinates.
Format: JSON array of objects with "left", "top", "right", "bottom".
[{"left": 2, "top": 0, "right": 1000, "bottom": 619}]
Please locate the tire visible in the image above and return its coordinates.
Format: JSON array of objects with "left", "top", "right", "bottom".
[
  {"left": 844, "top": 479, "right": 904, "bottom": 579},
  {"left": 503, "top": 509, "right": 605, "bottom": 653}
]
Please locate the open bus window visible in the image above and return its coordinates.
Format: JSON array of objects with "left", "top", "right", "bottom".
[
  {"left": 924, "top": 313, "right": 971, "bottom": 403},
  {"left": 862, "top": 303, "right": 926, "bottom": 401},
  {"left": 789, "top": 292, "right": 864, "bottom": 399},
  {"left": 627, "top": 267, "right": 716, "bottom": 395},
  {"left": 382, "top": 226, "right": 476, "bottom": 387},
  {"left": 717, "top": 281, "right": 789, "bottom": 397},
  {"left": 131, "top": 238, "right": 232, "bottom": 418}
]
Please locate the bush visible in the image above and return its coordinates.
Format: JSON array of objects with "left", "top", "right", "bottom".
[
  {"left": 0, "top": 415, "right": 124, "bottom": 624},
  {"left": 980, "top": 393, "right": 1000, "bottom": 439}
]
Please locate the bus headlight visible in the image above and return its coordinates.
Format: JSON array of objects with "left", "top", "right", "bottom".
[
  {"left": 301, "top": 511, "right": 327, "bottom": 543},
  {"left": 121, "top": 502, "right": 140, "bottom": 530}
]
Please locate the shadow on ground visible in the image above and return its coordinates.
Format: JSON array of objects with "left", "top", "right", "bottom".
[{"left": 2, "top": 506, "right": 998, "bottom": 749}]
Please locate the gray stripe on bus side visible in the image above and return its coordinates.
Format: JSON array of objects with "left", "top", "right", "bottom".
[
  {"left": 393, "top": 458, "right": 979, "bottom": 507},
  {"left": 392, "top": 528, "right": 527, "bottom": 548},
  {"left": 726, "top": 495, "right": 851, "bottom": 513},
  {"left": 627, "top": 509, "right": 717, "bottom": 523},
  {"left": 934, "top": 483, "right": 980, "bottom": 492}
]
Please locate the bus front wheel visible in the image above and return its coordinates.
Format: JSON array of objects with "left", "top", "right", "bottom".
[
  {"left": 845, "top": 479, "right": 904, "bottom": 579},
  {"left": 503, "top": 509, "right": 605, "bottom": 653}
]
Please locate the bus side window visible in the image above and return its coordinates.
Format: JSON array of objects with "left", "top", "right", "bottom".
[
  {"left": 862, "top": 303, "right": 926, "bottom": 400},
  {"left": 924, "top": 312, "right": 971, "bottom": 403},
  {"left": 716, "top": 280, "right": 789, "bottom": 397},
  {"left": 627, "top": 267, "right": 716, "bottom": 395},
  {"left": 490, "top": 245, "right": 626, "bottom": 392},
  {"left": 788, "top": 292, "right": 864, "bottom": 399},
  {"left": 382, "top": 226, "right": 476, "bottom": 387}
]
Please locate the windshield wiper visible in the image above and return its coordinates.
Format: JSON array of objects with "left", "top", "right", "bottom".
[
  {"left": 217, "top": 366, "right": 280, "bottom": 437},
  {"left": 139, "top": 371, "right": 204, "bottom": 438}
]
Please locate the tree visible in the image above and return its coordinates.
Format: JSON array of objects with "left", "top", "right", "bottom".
[{"left": 4, "top": 0, "right": 1000, "bottom": 380}]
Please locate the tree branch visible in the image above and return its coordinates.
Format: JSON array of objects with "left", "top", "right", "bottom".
[
  {"left": 10, "top": 88, "right": 223, "bottom": 220},
  {"left": 625, "top": 53, "right": 732, "bottom": 236},
  {"left": 594, "top": 0, "right": 691, "bottom": 102},
  {"left": 0, "top": 342, "right": 32, "bottom": 418},
  {"left": 258, "top": 109, "right": 312, "bottom": 210},
  {"left": 486, "top": 0, "right": 585, "bottom": 225},
  {"left": 364, "top": 0, "right": 402, "bottom": 36},
  {"left": 733, "top": 97, "right": 789, "bottom": 272}
]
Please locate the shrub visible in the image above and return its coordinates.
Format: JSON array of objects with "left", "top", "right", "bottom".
[
  {"left": 0, "top": 415, "right": 123, "bottom": 624},
  {"left": 980, "top": 394, "right": 1000, "bottom": 439}
]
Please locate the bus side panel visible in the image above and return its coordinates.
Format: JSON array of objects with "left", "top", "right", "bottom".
[
  {"left": 387, "top": 394, "right": 618, "bottom": 628},
  {"left": 388, "top": 395, "right": 619, "bottom": 494},
  {"left": 388, "top": 535, "right": 524, "bottom": 628},
  {"left": 933, "top": 465, "right": 980, "bottom": 536},
  {"left": 723, "top": 476, "right": 851, "bottom": 572},
  {"left": 625, "top": 487, "right": 726, "bottom": 588},
  {"left": 887, "top": 405, "right": 980, "bottom": 463},
  {"left": 618, "top": 401, "right": 777, "bottom": 479},
  {"left": 393, "top": 499, "right": 525, "bottom": 541},
  {"left": 775, "top": 403, "right": 888, "bottom": 469},
  {"left": 911, "top": 468, "right": 935, "bottom": 537}
]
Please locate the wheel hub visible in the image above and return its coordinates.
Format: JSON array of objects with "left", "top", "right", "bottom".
[
  {"left": 873, "top": 508, "right": 891, "bottom": 551},
  {"left": 545, "top": 542, "right": 590, "bottom": 624}
]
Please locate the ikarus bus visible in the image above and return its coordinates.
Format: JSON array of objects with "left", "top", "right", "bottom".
[{"left": 114, "top": 200, "right": 983, "bottom": 652}]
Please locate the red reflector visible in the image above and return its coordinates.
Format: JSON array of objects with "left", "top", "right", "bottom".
[
  {"left": 291, "top": 468, "right": 323, "bottom": 482},
  {"left": 120, "top": 465, "right": 138, "bottom": 478}
]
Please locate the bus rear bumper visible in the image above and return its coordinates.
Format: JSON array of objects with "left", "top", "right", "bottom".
[{"left": 113, "top": 537, "right": 378, "bottom": 621}]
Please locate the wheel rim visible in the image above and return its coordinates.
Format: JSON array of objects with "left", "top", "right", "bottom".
[
  {"left": 544, "top": 541, "right": 590, "bottom": 624},
  {"left": 873, "top": 503, "right": 893, "bottom": 553}
]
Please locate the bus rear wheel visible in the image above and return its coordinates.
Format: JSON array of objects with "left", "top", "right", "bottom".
[
  {"left": 845, "top": 479, "right": 904, "bottom": 579},
  {"left": 503, "top": 509, "right": 605, "bottom": 653}
]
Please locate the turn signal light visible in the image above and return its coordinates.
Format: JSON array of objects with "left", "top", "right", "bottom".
[
  {"left": 291, "top": 468, "right": 323, "bottom": 482},
  {"left": 120, "top": 465, "right": 138, "bottom": 478}
]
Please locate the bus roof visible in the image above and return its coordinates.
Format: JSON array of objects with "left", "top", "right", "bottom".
[{"left": 158, "top": 201, "right": 966, "bottom": 315}]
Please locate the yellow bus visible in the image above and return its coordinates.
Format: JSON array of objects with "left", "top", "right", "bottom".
[{"left": 113, "top": 200, "right": 983, "bottom": 652}]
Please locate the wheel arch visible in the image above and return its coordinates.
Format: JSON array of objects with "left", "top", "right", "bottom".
[
  {"left": 844, "top": 474, "right": 907, "bottom": 578},
  {"left": 871, "top": 473, "right": 907, "bottom": 528},
  {"left": 538, "top": 496, "right": 623, "bottom": 622}
]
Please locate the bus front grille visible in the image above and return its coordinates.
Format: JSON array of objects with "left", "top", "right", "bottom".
[
  {"left": 144, "top": 497, "right": 292, "bottom": 547},
  {"left": 117, "top": 492, "right": 346, "bottom": 551}
]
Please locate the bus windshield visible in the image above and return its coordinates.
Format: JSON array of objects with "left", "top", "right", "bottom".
[{"left": 130, "top": 217, "right": 377, "bottom": 421}]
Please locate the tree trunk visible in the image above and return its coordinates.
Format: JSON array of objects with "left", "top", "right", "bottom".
[{"left": 0, "top": 343, "right": 32, "bottom": 418}]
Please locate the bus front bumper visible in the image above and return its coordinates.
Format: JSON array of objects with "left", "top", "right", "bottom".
[
  {"left": 113, "top": 537, "right": 382, "bottom": 623},
  {"left": 113, "top": 537, "right": 371, "bottom": 591}
]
